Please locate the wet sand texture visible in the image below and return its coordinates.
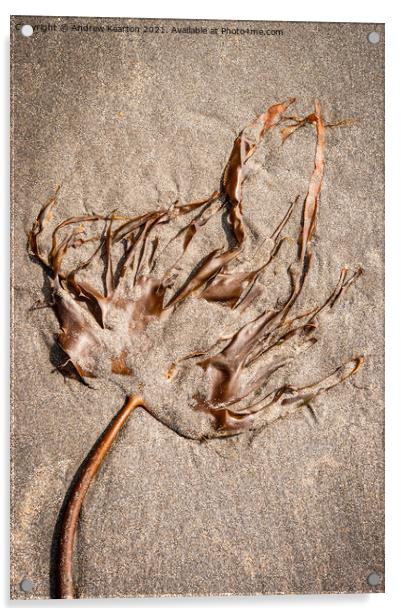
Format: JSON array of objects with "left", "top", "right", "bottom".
[{"left": 11, "top": 17, "right": 384, "bottom": 598}]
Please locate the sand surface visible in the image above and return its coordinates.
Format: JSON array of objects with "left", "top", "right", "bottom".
[{"left": 11, "top": 17, "right": 384, "bottom": 598}]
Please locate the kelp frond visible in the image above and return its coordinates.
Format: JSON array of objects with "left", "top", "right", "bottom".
[{"left": 29, "top": 98, "right": 364, "bottom": 437}]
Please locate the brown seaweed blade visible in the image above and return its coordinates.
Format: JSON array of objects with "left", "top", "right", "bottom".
[
  {"left": 165, "top": 101, "right": 296, "bottom": 308},
  {"left": 279, "top": 100, "right": 326, "bottom": 320},
  {"left": 156, "top": 193, "right": 223, "bottom": 280},
  {"left": 195, "top": 105, "right": 326, "bottom": 402},
  {"left": 280, "top": 356, "right": 365, "bottom": 407},
  {"left": 223, "top": 98, "right": 295, "bottom": 209},
  {"left": 200, "top": 269, "right": 261, "bottom": 308},
  {"left": 209, "top": 265, "right": 363, "bottom": 428},
  {"left": 244, "top": 266, "right": 363, "bottom": 368},
  {"left": 28, "top": 185, "right": 61, "bottom": 265},
  {"left": 28, "top": 199, "right": 106, "bottom": 380},
  {"left": 28, "top": 189, "right": 224, "bottom": 371},
  {"left": 165, "top": 244, "right": 242, "bottom": 307},
  {"left": 222, "top": 98, "right": 296, "bottom": 249},
  {"left": 199, "top": 355, "right": 364, "bottom": 438},
  {"left": 299, "top": 102, "right": 325, "bottom": 263},
  {"left": 195, "top": 266, "right": 362, "bottom": 434},
  {"left": 53, "top": 277, "right": 101, "bottom": 380},
  {"left": 196, "top": 308, "right": 280, "bottom": 411},
  {"left": 281, "top": 115, "right": 355, "bottom": 143},
  {"left": 200, "top": 197, "right": 298, "bottom": 309},
  {"left": 190, "top": 101, "right": 364, "bottom": 435}
]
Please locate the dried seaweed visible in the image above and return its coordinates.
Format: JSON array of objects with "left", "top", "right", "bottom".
[
  {"left": 28, "top": 98, "right": 364, "bottom": 597},
  {"left": 28, "top": 97, "right": 363, "bottom": 436}
]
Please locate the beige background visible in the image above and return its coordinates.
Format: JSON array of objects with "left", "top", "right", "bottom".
[{"left": 11, "top": 17, "right": 384, "bottom": 599}]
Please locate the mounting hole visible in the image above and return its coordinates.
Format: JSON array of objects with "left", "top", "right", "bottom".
[
  {"left": 367, "top": 31, "right": 380, "bottom": 44},
  {"left": 21, "top": 24, "right": 33, "bottom": 37},
  {"left": 20, "top": 578, "right": 34, "bottom": 593},
  {"left": 367, "top": 571, "right": 381, "bottom": 587}
]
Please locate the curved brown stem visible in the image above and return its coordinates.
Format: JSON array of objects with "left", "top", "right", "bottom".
[{"left": 57, "top": 394, "right": 144, "bottom": 599}]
